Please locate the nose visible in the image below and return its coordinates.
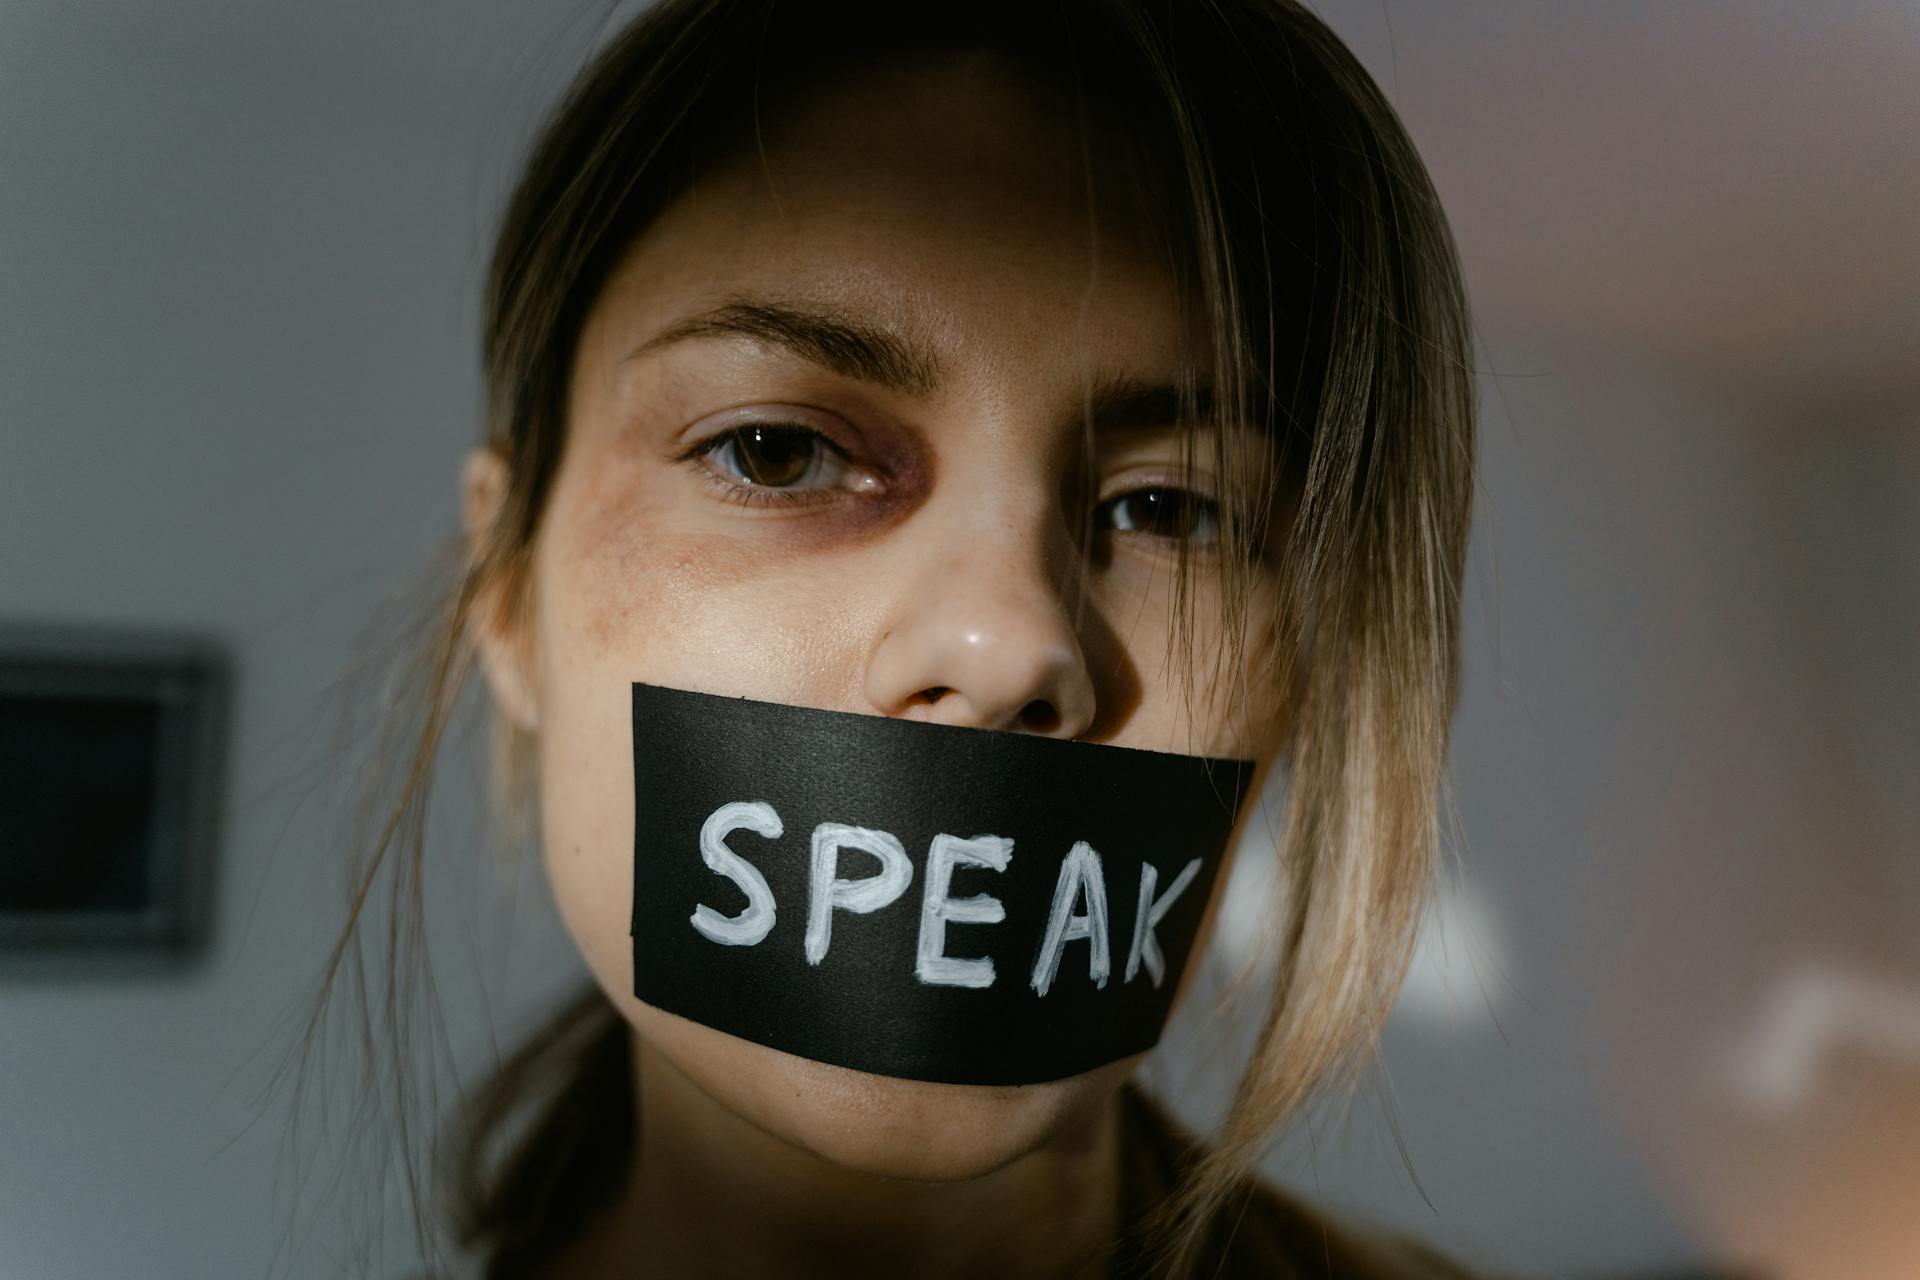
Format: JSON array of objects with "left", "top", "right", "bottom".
[{"left": 863, "top": 508, "right": 1097, "bottom": 739}]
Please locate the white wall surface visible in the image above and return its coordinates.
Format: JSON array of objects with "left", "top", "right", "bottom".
[{"left": 3, "top": 4, "right": 1913, "bottom": 1277}]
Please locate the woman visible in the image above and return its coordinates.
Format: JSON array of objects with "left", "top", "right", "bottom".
[{"left": 315, "top": 1, "right": 1478, "bottom": 1275}]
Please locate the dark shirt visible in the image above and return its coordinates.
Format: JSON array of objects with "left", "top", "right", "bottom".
[
  {"left": 426, "top": 1081, "right": 1482, "bottom": 1279},
  {"left": 1112, "top": 1085, "right": 1482, "bottom": 1279}
]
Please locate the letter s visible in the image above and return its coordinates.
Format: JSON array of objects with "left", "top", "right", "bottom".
[{"left": 689, "top": 801, "right": 782, "bottom": 947}]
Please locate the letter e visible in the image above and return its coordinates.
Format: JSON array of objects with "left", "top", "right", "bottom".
[{"left": 916, "top": 834, "right": 1011, "bottom": 988}]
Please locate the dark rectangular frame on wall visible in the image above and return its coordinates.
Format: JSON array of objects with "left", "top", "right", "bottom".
[{"left": 0, "top": 625, "right": 228, "bottom": 963}]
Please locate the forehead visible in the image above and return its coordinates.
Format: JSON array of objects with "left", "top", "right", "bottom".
[{"left": 578, "top": 50, "right": 1199, "bottom": 394}]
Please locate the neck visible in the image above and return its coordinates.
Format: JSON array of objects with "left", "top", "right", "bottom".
[{"left": 551, "top": 1033, "right": 1125, "bottom": 1279}]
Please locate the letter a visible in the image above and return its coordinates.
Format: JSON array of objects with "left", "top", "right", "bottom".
[{"left": 1030, "top": 841, "right": 1110, "bottom": 997}]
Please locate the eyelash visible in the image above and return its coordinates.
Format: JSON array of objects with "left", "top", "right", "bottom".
[{"left": 685, "top": 421, "right": 1221, "bottom": 542}]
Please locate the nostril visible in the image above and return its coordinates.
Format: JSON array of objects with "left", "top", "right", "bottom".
[
  {"left": 1018, "top": 699, "right": 1061, "bottom": 734},
  {"left": 917, "top": 686, "right": 950, "bottom": 706}
]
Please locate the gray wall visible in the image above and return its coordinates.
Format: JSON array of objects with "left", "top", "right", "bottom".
[{"left": 4, "top": 3, "right": 1914, "bottom": 1277}]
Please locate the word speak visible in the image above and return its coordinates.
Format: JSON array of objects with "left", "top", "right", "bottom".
[{"left": 686, "top": 800, "right": 1203, "bottom": 996}]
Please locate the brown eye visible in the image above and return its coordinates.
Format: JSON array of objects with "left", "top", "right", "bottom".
[
  {"left": 712, "top": 425, "right": 829, "bottom": 487},
  {"left": 1098, "top": 487, "right": 1221, "bottom": 542}
]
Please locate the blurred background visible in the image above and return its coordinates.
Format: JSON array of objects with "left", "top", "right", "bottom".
[{"left": 2, "top": 2, "right": 1915, "bottom": 1276}]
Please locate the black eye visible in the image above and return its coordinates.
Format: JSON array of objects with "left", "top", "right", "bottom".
[
  {"left": 1098, "top": 488, "right": 1221, "bottom": 542},
  {"left": 712, "top": 425, "right": 827, "bottom": 487}
]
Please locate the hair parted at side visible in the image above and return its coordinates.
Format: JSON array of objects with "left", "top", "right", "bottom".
[{"left": 290, "top": 2, "right": 1474, "bottom": 1276}]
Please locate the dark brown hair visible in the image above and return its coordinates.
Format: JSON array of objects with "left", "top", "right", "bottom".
[{"left": 292, "top": 2, "right": 1475, "bottom": 1275}]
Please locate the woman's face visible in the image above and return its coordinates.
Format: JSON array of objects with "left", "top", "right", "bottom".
[{"left": 474, "top": 51, "right": 1287, "bottom": 1180}]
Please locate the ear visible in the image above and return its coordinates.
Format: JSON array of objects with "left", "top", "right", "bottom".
[{"left": 462, "top": 448, "right": 540, "bottom": 733}]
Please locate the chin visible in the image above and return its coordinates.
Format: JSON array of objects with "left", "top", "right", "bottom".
[
  {"left": 629, "top": 997, "right": 1136, "bottom": 1182},
  {"left": 757, "top": 1053, "right": 1134, "bottom": 1182}
]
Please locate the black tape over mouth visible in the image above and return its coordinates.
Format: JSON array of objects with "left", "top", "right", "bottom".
[{"left": 629, "top": 682, "right": 1255, "bottom": 1086}]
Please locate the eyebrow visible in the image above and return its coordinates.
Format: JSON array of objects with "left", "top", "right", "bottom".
[
  {"left": 1072, "top": 376, "right": 1215, "bottom": 435},
  {"left": 626, "top": 297, "right": 1215, "bottom": 432},
  {"left": 625, "top": 300, "right": 944, "bottom": 398}
]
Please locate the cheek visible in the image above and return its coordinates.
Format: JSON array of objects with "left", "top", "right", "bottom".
[
  {"left": 1094, "top": 559, "right": 1288, "bottom": 758},
  {"left": 540, "top": 458, "right": 870, "bottom": 704},
  {"left": 524, "top": 464, "right": 878, "bottom": 1004}
]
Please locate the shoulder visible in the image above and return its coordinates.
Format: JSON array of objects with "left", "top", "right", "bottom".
[
  {"left": 1208, "top": 1182, "right": 1483, "bottom": 1279},
  {"left": 1116, "top": 1084, "right": 1485, "bottom": 1280}
]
